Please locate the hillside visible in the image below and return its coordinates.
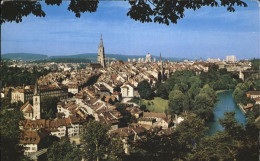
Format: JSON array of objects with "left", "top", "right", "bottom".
[
  {"left": 2, "top": 53, "right": 185, "bottom": 62},
  {"left": 51, "top": 53, "right": 185, "bottom": 62},
  {"left": 2, "top": 53, "right": 48, "bottom": 61}
]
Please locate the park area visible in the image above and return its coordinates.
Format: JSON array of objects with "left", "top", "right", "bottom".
[{"left": 142, "top": 97, "right": 168, "bottom": 113}]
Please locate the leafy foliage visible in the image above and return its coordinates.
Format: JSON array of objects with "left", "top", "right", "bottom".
[
  {"left": 191, "top": 112, "right": 259, "bottom": 161},
  {"left": 1, "top": 1, "right": 45, "bottom": 23},
  {"left": 115, "top": 103, "right": 136, "bottom": 126},
  {"left": 130, "top": 113, "right": 207, "bottom": 160},
  {"left": 200, "top": 64, "right": 239, "bottom": 90},
  {"left": 0, "top": 103, "right": 25, "bottom": 161},
  {"left": 193, "top": 93, "right": 215, "bottom": 121},
  {"left": 168, "top": 90, "right": 185, "bottom": 115},
  {"left": 81, "top": 121, "right": 124, "bottom": 161},
  {"left": 47, "top": 137, "right": 82, "bottom": 161},
  {"left": 128, "top": 0, "right": 247, "bottom": 25},
  {"left": 130, "top": 111, "right": 259, "bottom": 161},
  {"left": 40, "top": 96, "right": 59, "bottom": 119},
  {"left": 232, "top": 75, "right": 260, "bottom": 105},
  {"left": 137, "top": 80, "right": 154, "bottom": 99},
  {"left": 157, "top": 70, "right": 218, "bottom": 120},
  {"left": 0, "top": 62, "right": 50, "bottom": 87},
  {"left": 81, "top": 121, "right": 109, "bottom": 161},
  {"left": 251, "top": 58, "right": 260, "bottom": 70}
]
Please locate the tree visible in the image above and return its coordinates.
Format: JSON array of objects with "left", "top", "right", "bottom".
[
  {"left": 137, "top": 80, "right": 154, "bottom": 100},
  {"left": 2, "top": 0, "right": 247, "bottom": 25},
  {"left": 156, "top": 83, "right": 168, "bottom": 99},
  {"left": 0, "top": 63, "right": 51, "bottom": 87},
  {"left": 168, "top": 90, "right": 185, "bottom": 115},
  {"left": 233, "top": 83, "right": 249, "bottom": 104},
  {"left": 200, "top": 84, "right": 217, "bottom": 102},
  {"left": 188, "top": 76, "right": 202, "bottom": 87},
  {"left": 115, "top": 103, "right": 136, "bottom": 126},
  {"left": 193, "top": 93, "right": 215, "bottom": 121},
  {"left": 188, "top": 84, "right": 201, "bottom": 100},
  {"left": 107, "top": 134, "right": 125, "bottom": 161},
  {"left": 41, "top": 96, "right": 59, "bottom": 119},
  {"left": 38, "top": 135, "right": 60, "bottom": 150},
  {"left": 81, "top": 120, "right": 110, "bottom": 161},
  {"left": 130, "top": 128, "right": 174, "bottom": 161},
  {"left": 47, "top": 137, "right": 82, "bottom": 161},
  {"left": 172, "top": 113, "right": 207, "bottom": 160},
  {"left": 0, "top": 105, "right": 25, "bottom": 161},
  {"left": 192, "top": 111, "right": 259, "bottom": 161}
]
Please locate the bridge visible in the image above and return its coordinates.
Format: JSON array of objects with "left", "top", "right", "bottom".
[{"left": 28, "top": 148, "right": 47, "bottom": 161}]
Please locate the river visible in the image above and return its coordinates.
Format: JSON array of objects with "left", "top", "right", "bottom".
[{"left": 206, "top": 90, "right": 247, "bottom": 135}]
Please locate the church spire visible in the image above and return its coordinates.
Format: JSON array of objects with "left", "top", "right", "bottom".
[
  {"left": 159, "top": 52, "right": 162, "bottom": 62},
  {"left": 99, "top": 34, "right": 103, "bottom": 47},
  {"left": 97, "top": 34, "right": 106, "bottom": 68}
]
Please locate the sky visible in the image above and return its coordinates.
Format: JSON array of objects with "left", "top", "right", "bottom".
[{"left": 1, "top": 1, "right": 260, "bottom": 60}]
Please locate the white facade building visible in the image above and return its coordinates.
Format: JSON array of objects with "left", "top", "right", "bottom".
[
  {"left": 120, "top": 83, "right": 134, "bottom": 98},
  {"left": 206, "top": 58, "right": 221, "bottom": 63},
  {"left": 226, "top": 55, "right": 237, "bottom": 62},
  {"left": 145, "top": 53, "right": 152, "bottom": 63}
]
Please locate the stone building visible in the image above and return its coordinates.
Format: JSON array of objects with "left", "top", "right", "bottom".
[
  {"left": 19, "top": 129, "right": 49, "bottom": 156},
  {"left": 11, "top": 85, "right": 68, "bottom": 103},
  {"left": 20, "top": 83, "right": 41, "bottom": 120},
  {"left": 145, "top": 53, "right": 152, "bottom": 63}
]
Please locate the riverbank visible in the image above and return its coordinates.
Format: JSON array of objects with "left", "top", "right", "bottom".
[
  {"left": 215, "top": 89, "right": 232, "bottom": 94},
  {"left": 238, "top": 103, "right": 246, "bottom": 115}
]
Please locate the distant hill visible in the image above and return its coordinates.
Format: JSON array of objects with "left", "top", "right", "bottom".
[
  {"left": 50, "top": 53, "right": 97, "bottom": 62},
  {"left": 2, "top": 53, "right": 48, "bottom": 61},
  {"left": 2, "top": 53, "right": 185, "bottom": 62},
  {"left": 50, "top": 53, "right": 185, "bottom": 62}
]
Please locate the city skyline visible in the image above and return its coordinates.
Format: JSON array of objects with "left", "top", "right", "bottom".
[{"left": 2, "top": 1, "right": 260, "bottom": 60}]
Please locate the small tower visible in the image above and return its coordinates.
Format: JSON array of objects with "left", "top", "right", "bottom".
[
  {"left": 159, "top": 53, "right": 164, "bottom": 81},
  {"left": 159, "top": 52, "right": 162, "bottom": 63},
  {"left": 97, "top": 34, "right": 106, "bottom": 68},
  {"left": 33, "top": 82, "right": 41, "bottom": 120}
]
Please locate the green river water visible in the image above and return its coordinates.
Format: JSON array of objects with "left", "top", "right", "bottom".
[{"left": 206, "top": 90, "right": 247, "bottom": 135}]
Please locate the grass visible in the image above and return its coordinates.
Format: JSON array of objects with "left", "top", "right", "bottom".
[{"left": 141, "top": 97, "right": 168, "bottom": 113}]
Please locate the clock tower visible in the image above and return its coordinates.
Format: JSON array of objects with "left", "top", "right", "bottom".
[{"left": 33, "top": 82, "right": 41, "bottom": 120}]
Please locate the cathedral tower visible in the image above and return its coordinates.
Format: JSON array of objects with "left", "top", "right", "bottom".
[
  {"left": 159, "top": 53, "right": 164, "bottom": 81},
  {"left": 33, "top": 82, "right": 41, "bottom": 120},
  {"left": 97, "top": 34, "right": 106, "bottom": 68}
]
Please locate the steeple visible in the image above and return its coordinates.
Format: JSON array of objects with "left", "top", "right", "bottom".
[
  {"left": 97, "top": 34, "right": 106, "bottom": 68},
  {"left": 33, "top": 80, "right": 41, "bottom": 120},
  {"left": 34, "top": 81, "right": 39, "bottom": 95},
  {"left": 99, "top": 34, "right": 103, "bottom": 47},
  {"left": 159, "top": 53, "right": 164, "bottom": 81}
]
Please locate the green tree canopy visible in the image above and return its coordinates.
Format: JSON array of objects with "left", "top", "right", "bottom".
[
  {"left": 168, "top": 90, "right": 185, "bottom": 115},
  {"left": 41, "top": 96, "right": 59, "bottom": 119},
  {"left": 137, "top": 80, "right": 154, "bottom": 100},
  {"left": 81, "top": 120, "right": 110, "bottom": 161},
  {"left": 0, "top": 105, "right": 25, "bottom": 161},
  {"left": 47, "top": 137, "right": 82, "bottom": 161},
  {"left": 193, "top": 93, "right": 215, "bottom": 121},
  {"left": 191, "top": 111, "right": 259, "bottom": 161}
]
